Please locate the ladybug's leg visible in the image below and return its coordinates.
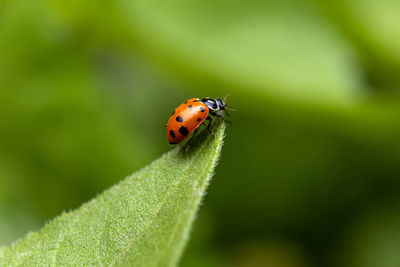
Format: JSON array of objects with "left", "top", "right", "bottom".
[
  {"left": 206, "top": 116, "right": 215, "bottom": 137},
  {"left": 185, "top": 128, "right": 199, "bottom": 152},
  {"left": 222, "top": 114, "right": 232, "bottom": 124},
  {"left": 214, "top": 110, "right": 232, "bottom": 124}
]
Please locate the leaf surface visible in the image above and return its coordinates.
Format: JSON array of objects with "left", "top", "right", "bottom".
[{"left": 0, "top": 122, "right": 226, "bottom": 266}]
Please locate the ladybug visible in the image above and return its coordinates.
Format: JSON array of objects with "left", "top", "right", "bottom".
[{"left": 166, "top": 96, "right": 232, "bottom": 145}]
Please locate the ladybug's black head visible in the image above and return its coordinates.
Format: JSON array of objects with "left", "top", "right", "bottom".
[
  {"left": 216, "top": 98, "right": 226, "bottom": 110},
  {"left": 201, "top": 98, "right": 226, "bottom": 111}
]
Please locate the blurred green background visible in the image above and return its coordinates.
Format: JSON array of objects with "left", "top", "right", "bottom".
[{"left": 1, "top": 0, "right": 400, "bottom": 266}]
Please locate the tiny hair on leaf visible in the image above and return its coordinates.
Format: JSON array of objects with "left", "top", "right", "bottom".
[{"left": 0, "top": 121, "right": 226, "bottom": 266}]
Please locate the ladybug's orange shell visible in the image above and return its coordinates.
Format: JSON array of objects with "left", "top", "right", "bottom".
[{"left": 167, "top": 98, "right": 209, "bottom": 144}]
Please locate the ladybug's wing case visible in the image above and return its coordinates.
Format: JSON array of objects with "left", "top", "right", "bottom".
[{"left": 167, "top": 99, "right": 209, "bottom": 144}]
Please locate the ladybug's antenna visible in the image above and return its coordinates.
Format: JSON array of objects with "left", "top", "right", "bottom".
[
  {"left": 223, "top": 94, "right": 230, "bottom": 102},
  {"left": 223, "top": 94, "right": 235, "bottom": 111}
]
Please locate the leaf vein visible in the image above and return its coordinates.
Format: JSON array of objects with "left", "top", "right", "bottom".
[
  {"left": 97, "top": 197, "right": 109, "bottom": 267},
  {"left": 53, "top": 214, "right": 77, "bottom": 266},
  {"left": 110, "top": 144, "right": 208, "bottom": 266}
]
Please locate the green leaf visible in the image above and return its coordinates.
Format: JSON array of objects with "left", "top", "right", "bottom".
[
  {"left": 118, "top": 0, "right": 363, "bottom": 105},
  {"left": 0, "top": 122, "right": 226, "bottom": 266},
  {"left": 343, "top": 0, "right": 400, "bottom": 65}
]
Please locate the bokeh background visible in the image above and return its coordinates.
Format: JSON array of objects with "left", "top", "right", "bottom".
[{"left": 1, "top": 0, "right": 400, "bottom": 266}]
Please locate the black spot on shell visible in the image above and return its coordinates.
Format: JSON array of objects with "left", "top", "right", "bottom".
[
  {"left": 200, "top": 107, "right": 206, "bottom": 112},
  {"left": 179, "top": 126, "right": 189, "bottom": 136},
  {"left": 176, "top": 116, "right": 183, "bottom": 122},
  {"left": 169, "top": 130, "right": 176, "bottom": 138},
  {"left": 188, "top": 105, "right": 193, "bottom": 108},
  {"left": 197, "top": 118, "right": 201, "bottom": 122}
]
